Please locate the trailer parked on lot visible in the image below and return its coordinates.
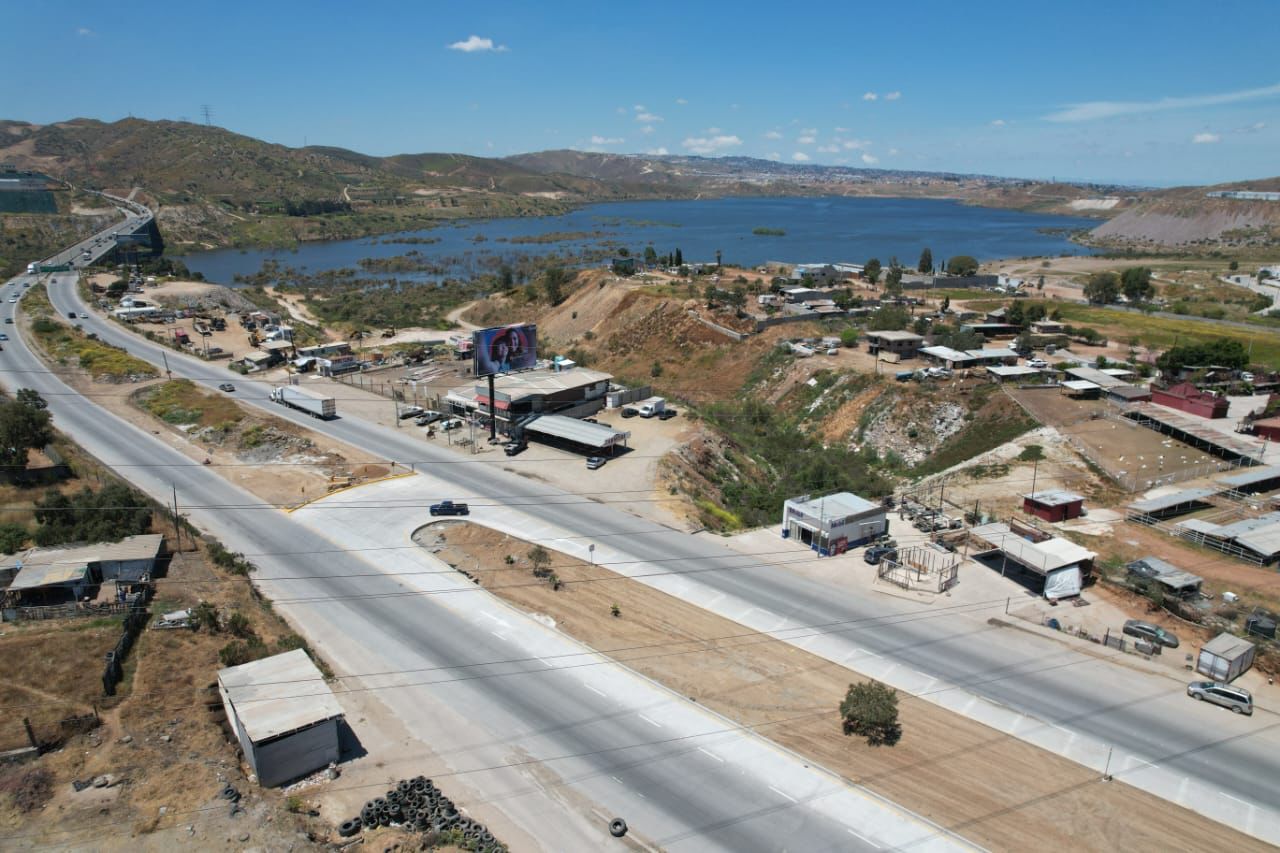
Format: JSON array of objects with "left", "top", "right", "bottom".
[{"left": 270, "top": 385, "right": 336, "bottom": 419}]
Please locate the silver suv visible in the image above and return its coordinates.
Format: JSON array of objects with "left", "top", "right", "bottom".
[{"left": 1187, "top": 681, "right": 1253, "bottom": 715}]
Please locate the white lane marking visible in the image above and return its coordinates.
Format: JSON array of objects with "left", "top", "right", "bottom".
[
  {"left": 857, "top": 647, "right": 881, "bottom": 658},
  {"left": 768, "top": 785, "right": 798, "bottom": 804},
  {"left": 480, "top": 612, "right": 506, "bottom": 625},
  {"left": 1221, "top": 792, "right": 1252, "bottom": 806},
  {"left": 611, "top": 776, "right": 622, "bottom": 784},
  {"left": 584, "top": 684, "right": 608, "bottom": 698},
  {"left": 848, "top": 828, "right": 881, "bottom": 848},
  {"left": 638, "top": 713, "right": 662, "bottom": 728},
  {"left": 489, "top": 630, "right": 506, "bottom": 640},
  {"left": 697, "top": 747, "right": 724, "bottom": 763},
  {"left": 536, "top": 657, "right": 553, "bottom": 668}
]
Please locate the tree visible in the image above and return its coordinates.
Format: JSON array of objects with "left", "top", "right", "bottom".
[
  {"left": 726, "top": 286, "right": 747, "bottom": 314},
  {"left": 864, "top": 258, "right": 882, "bottom": 285},
  {"left": 643, "top": 246, "right": 658, "bottom": 265},
  {"left": 1024, "top": 302, "right": 1046, "bottom": 322},
  {"left": 498, "top": 265, "right": 514, "bottom": 290},
  {"left": 839, "top": 328, "right": 859, "bottom": 347},
  {"left": 1083, "top": 271, "right": 1120, "bottom": 304},
  {"left": 528, "top": 544, "right": 551, "bottom": 578},
  {"left": 106, "top": 279, "right": 128, "bottom": 298},
  {"left": 946, "top": 255, "right": 979, "bottom": 276},
  {"left": 674, "top": 248, "right": 683, "bottom": 267},
  {"left": 0, "top": 399, "right": 53, "bottom": 474},
  {"left": 543, "top": 267, "right": 569, "bottom": 305},
  {"left": 940, "top": 296, "right": 950, "bottom": 313},
  {"left": 1037, "top": 275, "right": 1045, "bottom": 291},
  {"left": 650, "top": 360, "right": 663, "bottom": 378},
  {"left": 704, "top": 283, "right": 718, "bottom": 308},
  {"left": 616, "top": 247, "right": 630, "bottom": 258},
  {"left": 1156, "top": 339, "right": 1248, "bottom": 376},
  {"left": 1229, "top": 260, "right": 1239, "bottom": 271},
  {"left": 884, "top": 265, "right": 903, "bottom": 296},
  {"left": 1120, "top": 267, "right": 1153, "bottom": 302},
  {"left": 840, "top": 681, "right": 901, "bottom": 746},
  {"left": 1006, "top": 301, "right": 1025, "bottom": 327},
  {"left": 1015, "top": 330, "right": 1034, "bottom": 354},
  {"left": 15, "top": 389, "right": 47, "bottom": 410},
  {"left": 32, "top": 483, "right": 151, "bottom": 546},
  {"left": 865, "top": 305, "right": 910, "bottom": 331},
  {"left": 917, "top": 247, "right": 933, "bottom": 274},
  {"left": 0, "top": 522, "right": 28, "bottom": 555}
]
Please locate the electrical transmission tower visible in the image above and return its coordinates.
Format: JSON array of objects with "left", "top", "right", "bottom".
[{"left": 201, "top": 105, "right": 213, "bottom": 126}]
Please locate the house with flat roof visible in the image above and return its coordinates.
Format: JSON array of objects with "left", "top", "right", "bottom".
[
  {"left": 1, "top": 534, "right": 164, "bottom": 606},
  {"left": 447, "top": 367, "right": 613, "bottom": 429},
  {"left": 864, "top": 330, "right": 923, "bottom": 359},
  {"left": 218, "top": 650, "right": 345, "bottom": 787},
  {"left": 1022, "top": 490, "right": 1085, "bottom": 522},
  {"left": 782, "top": 492, "right": 887, "bottom": 555}
]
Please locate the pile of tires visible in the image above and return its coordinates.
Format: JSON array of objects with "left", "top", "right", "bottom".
[{"left": 347, "top": 776, "right": 506, "bottom": 851}]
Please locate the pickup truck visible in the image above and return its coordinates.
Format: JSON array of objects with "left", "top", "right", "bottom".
[{"left": 429, "top": 500, "right": 470, "bottom": 516}]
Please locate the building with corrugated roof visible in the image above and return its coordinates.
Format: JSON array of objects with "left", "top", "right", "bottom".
[{"left": 782, "top": 492, "right": 887, "bottom": 555}]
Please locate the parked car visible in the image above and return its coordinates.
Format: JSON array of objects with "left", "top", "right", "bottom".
[
  {"left": 398, "top": 406, "right": 424, "bottom": 420},
  {"left": 218, "top": 383, "right": 235, "bottom": 393},
  {"left": 441, "top": 418, "right": 463, "bottom": 431},
  {"left": 1123, "top": 619, "right": 1180, "bottom": 648},
  {"left": 621, "top": 407, "right": 639, "bottom": 418},
  {"left": 1026, "top": 358, "right": 1048, "bottom": 369},
  {"left": 414, "top": 411, "right": 444, "bottom": 426},
  {"left": 429, "top": 500, "right": 470, "bottom": 517},
  {"left": 1187, "top": 681, "right": 1252, "bottom": 715},
  {"left": 864, "top": 546, "right": 898, "bottom": 566},
  {"left": 504, "top": 441, "right": 527, "bottom": 456},
  {"left": 586, "top": 456, "right": 607, "bottom": 470},
  {"left": 658, "top": 409, "right": 678, "bottom": 420},
  {"left": 1241, "top": 372, "right": 1255, "bottom": 383}
]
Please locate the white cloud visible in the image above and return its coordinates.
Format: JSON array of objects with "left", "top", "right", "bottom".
[
  {"left": 76, "top": 26, "right": 95, "bottom": 36},
  {"left": 706, "top": 126, "right": 722, "bottom": 134},
  {"left": 590, "top": 135, "right": 625, "bottom": 145},
  {"left": 1192, "top": 132, "right": 1220, "bottom": 144},
  {"left": 792, "top": 152, "right": 811, "bottom": 162},
  {"left": 634, "top": 104, "right": 646, "bottom": 111},
  {"left": 676, "top": 98, "right": 688, "bottom": 105},
  {"left": 797, "top": 135, "right": 816, "bottom": 144},
  {"left": 800, "top": 127, "right": 817, "bottom": 135},
  {"left": 841, "top": 138, "right": 871, "bottom": 150},
  {"left": 682, "top": 134, "right": 743, "bottom": 155},
  {"left": 1045, "top": 81, "right": 1280, "bottom": 122},
  {"left": 636, "top": 112, "right": 663, "bottom": 123},
  {"left": 1238, "top": 121, "right": 1267, "bottom": 133},
  {"left": 640, "top": 125, "right": 655, "bottom": 135},
  {"left": 862, "top": 92, "right": 878, "bottom": 101},
  {"left": 834, "top": 126, "right": 850, "bottom": 133},
  {"left": 884, "top": 91, "right": 901, "bottom": 101},
  {"left": 817, "top": 144, "right": 840, "bottom": 153},
  {"left": 766, "top": 151, "right": 781, "bottom": 160},
  {"left": 616, "top": 107, "right": 627, "bottom": 114},
  {"left": 990, "top": 119, "right": 1006, "bottom": 127},
  {"left": 861, "top": 153, "right": 880, "bottom": 165},
  {"left": 646, "top": 147, "right": 670, "bottom": 156},
  {"left": 447, "top": 35, "right": 508, "bottom": 52},
  {"left": 887, "top": 148, "right": 899, "bottom": 156},
  {"left": 764, "top": 130, "right": 783, "bottom": 140}
]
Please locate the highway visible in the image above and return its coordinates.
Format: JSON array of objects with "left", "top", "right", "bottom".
[
  {"left": 26, "top": 246, "right": 1280, "bottom": 843},
  {"left": 2, "top": 221, "right": 968, "bottom": 849}
]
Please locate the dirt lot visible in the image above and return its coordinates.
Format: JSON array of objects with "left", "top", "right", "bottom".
[
  {"left": 0, "top": 538, "right": 336, "bottom": 851},
  {"left": 427, "top": 522, "right": 1267, "bottom": 852}
]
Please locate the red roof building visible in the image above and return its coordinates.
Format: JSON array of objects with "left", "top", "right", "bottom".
[
  {"left": 1253, "top": 416, "right": 1280, "bottom": 442},
  {"left": 1151, "top": 382, "right": 1229, "bottom": 419},
  {"left": 1022, "top": 490, "right": 1085, "bottom": 523}
]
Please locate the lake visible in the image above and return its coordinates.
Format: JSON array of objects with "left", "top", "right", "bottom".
[{"left": 176, "top": 196, "right": 1098, "bottom": 285}]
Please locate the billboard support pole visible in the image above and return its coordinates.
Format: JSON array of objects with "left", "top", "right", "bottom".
[{"left": 488, "top": 374, "right": 497, "bottom": 442}]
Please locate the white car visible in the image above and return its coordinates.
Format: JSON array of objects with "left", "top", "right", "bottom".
[
  {"left": 1241, "top": 371, "right": 1255, "bottom": 383},
  {"left": 1026, "top": 358, "right": 1048, "bottom": 368}
]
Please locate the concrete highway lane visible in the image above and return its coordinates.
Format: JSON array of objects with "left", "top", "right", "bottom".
[{"left": 6, "top": 253, "right": 969, "bottom": 849}]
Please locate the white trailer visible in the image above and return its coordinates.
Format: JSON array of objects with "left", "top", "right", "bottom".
[{"left": 270, "top": 385, "right": 336, "bottom": 419}]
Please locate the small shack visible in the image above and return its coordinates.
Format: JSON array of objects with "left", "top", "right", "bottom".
[
  {"left": 1022, "top": 490, "right": 1085, "bottom": 523},
  {"left": 1124, "top": 556, "right": 1203, "bottom": 598},
  {"left": 1197, "top": 633, "right": 1256, "bottom": 682},
  {"left": 1152, "top": 382, "right": 1229, "bottom": 419},
  {"left": 782, "top": 492, "right": 887, "bottom": 555},
  {"left": 1060, "top": 380, "right": 1100, "bottom": 399},
  {"left": 218, "top": 649, "right": 345, "bottom": 787}
]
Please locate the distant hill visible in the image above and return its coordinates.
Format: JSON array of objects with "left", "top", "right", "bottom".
[{"left": 1088, "top": 177, "right": 1280, "bottom": 248}]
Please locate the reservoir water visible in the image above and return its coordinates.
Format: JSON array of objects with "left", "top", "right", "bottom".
[{"left": 176, "top": 196, "right": 1098, "bottom": 285}]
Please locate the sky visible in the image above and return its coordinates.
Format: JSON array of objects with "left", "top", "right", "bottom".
[{"left": 6, "top": 1, "right": 1280, "bottom": 187}]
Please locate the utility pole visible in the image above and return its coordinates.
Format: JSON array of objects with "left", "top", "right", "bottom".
[
  {"left": 162, "top": 351, "right": 171, "bottom": 381},
  {"left": 1029, "top": 456, "right": 1040, "bottom": 501},
  {"left": 171, "top": 483, "right": 181, "bottom": 551}
]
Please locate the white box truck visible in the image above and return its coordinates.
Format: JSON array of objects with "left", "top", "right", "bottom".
[
  {"left": 270, "top": 385, "right": 336, "bottom": 419},
  {"left": 638, "top": 396, "right": 666, "bottom": 418}
]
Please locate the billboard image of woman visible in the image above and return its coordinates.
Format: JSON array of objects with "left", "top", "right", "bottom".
[{"left": 474, "top": 324, "right": 538, "bottom": 376}]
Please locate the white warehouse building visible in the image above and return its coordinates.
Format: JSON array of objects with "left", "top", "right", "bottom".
[{"left": 782, "top": 492, "right": 888, "bottom": 556}]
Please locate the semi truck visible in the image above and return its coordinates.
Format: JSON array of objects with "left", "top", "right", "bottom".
[
  {"left": 269, "top": 385, "right": 336, "bottom": 419},
  {"left": 637, "top": 396, "right": 667, "bottom": 418}
]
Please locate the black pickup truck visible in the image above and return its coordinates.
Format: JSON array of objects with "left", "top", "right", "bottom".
[{"left": 429, "top": 500, "right": 470, "bottom": 517}]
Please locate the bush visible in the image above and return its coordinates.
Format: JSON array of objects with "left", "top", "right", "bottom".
[
  {"left": 219, "top": 638, "right": 268, "bottom": 667},
  {"left": 1018, "top": 444, "right": 1045, "bottom": 462},
  {"left": 0, "top": 522, "right": 28, "bottom": 555},
  {"left": 840, "top": 681, "right": 901, "bottom": 746},
  {"left": 33, "top": 483, "right": 152, "bottom": 547},
  {"left": 226, "top": 611, "right": 254, "bottom": 639},
  {"left": 0, "top": 767, "right": 53, "bottom": 813}
]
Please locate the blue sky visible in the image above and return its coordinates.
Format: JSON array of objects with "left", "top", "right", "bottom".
[{"left": 6, "top": 1, "right": 1280, "bottom": 186}]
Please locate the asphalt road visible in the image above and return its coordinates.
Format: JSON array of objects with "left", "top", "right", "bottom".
[
  {"left": 34, "top": 264, "right": 1280, "bottom": 841},
  {"left": 1, "top": 231, "right": 964, "bottom": 849}
]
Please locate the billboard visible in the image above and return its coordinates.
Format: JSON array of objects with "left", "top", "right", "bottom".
[{"left": 473, "top": 324, "right": 537, "bottom": 377}]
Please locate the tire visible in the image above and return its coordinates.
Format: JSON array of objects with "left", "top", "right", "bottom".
[
  {"left": 1194, "top": 693, "right": 1204, "bottom": 701},
  {"left": 609, "top": 818, "right": 628, "bottom": 838},
  {"left": 338, "top": 818, "right": 361, "bottom": 838},
  {"left": 1232, "top": 705, "right": 1243, "bottom": 714},
  {"left": 220, "top": 785, "right": 240, "bottom": 801}
]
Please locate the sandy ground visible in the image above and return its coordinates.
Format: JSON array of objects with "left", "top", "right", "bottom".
[{"left": 432, "top": 522, "right": 1268, "bottom": 852}]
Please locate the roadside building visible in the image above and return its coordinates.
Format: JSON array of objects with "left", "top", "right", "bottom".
[
  {"left": 1061, "top": 380, "right": 1101, "bottom": 399},
  {"left": 959, "top": 322, "right": 1020, "bottom": 339},
  {"left": 1106, "top": 385, "right": 1152, "bottom": 405},
  {"left": 782, "top": 492, "right": 887, "bottom": 555},
  {"left": 1, "top": 534, "right": 163, "bottom": 606},
  {"left": 447, "top": 367, "right": 613, "bottom": 430},
  {"left": 1022, "top": 490, "right": 1085, "bottom": 522},
  {"left": 864, "top": 330, "right": 923, "bottom": 359},
  {"left": 1250, "top": 415, "right": 1280, "bottom": 442},
  {"left": 780, "top": 286, "right": 828, "bottom": 303},
  {"left": 1062, "top": 366, "right": 1128, "bottom": 389},
  {"left": 986, "top": 365, "right": 1042, "bottom": 383},
  {"left": 969, "top": 521, "right": 1096, "bottom": 599},
  {"left": 218, "top": 649, "right": 344, "bottom": 787},
  {"left": 985, "top": 307, "right": 1009, "bottom": 324},
  {"left": 757, "top": 293, "right": 781, "bottom": 307},
  {"left": 1151, "top": 382, "right": 1229, "bottom": 419},
  {"left": 1197, "top": 633, "right": 1256, "bottom": 682},
  {"left": 1125, "top": 556, "right": 1203, "bottom": 599},
  {"left": 241, "top": 351, "right": 275, "bottom": 372},
  {"left": 1030, "top": 320, "right": 1065, "bottom": 335}
]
